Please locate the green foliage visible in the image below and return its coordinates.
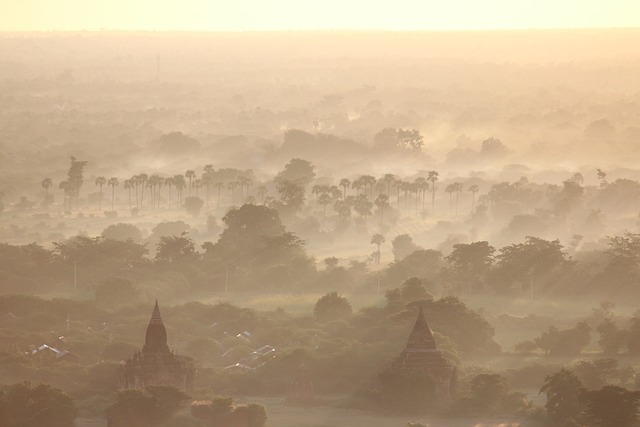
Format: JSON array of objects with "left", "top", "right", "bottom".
[
  {"left": 155, "top": 233, "right": 197, "bottom": 264},
  {"left": 491, "top": 236, "right": 570, "bottom": 294},
  {"left": 597, "top": 317, "right": 627, "bottom": 355},
  {"left": 101, "top": 223, "right": 143, "bottom": 243},
  {"left": 184, "top": 196, "right": 204, "bottom": 217},
  {"left": 445, "top": 241, "right": 494, "bottom": 293},
  {"left": 540, "top": 369, "right": 585, "bottom": 426},
  {"left": 105, "top": 386, "right": 189, "bottom": 427},
  {"left": 0, "top": 381, "right": 78, "bottom": 427},
  {"left": 314, "top": 291, "right": 352, "bottom": 322},
  {"left": 534, "top": 322, "right": 591, "bottom": 356},
  {"left": 581, "top": 385, "right": 640, "bottom": 427},
  {"left": 391, "top": 234, "right": 421, "bottom": 261}
]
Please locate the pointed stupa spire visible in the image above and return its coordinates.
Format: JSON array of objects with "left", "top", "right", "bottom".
[
  {"left": 404, "top": 306, "right": 437, "bottom": 352},
  {"left": 144, "top": 299, "right": 168, "bottom": 352}
]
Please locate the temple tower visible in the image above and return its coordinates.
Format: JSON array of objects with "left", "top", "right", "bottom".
[{"left": 392, "top": 306, "right": 456, "bottom": 398}]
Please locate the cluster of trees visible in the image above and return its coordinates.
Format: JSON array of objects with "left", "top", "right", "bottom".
[{"left": 541, "top": 369, "right": 640, "bottom": 427}]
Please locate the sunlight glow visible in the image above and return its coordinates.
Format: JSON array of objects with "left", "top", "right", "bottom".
[{"left": 1, "top": 0, "right": 639, "bottom": 31}]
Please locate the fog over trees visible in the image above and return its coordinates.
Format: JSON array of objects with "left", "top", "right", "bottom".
[{"left": 1, "top": 29, "right": 640, "bottom": 426}]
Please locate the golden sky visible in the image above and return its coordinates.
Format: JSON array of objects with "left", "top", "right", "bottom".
[{"left": 1, "top": 0, "right": 638, "bottom": 31}]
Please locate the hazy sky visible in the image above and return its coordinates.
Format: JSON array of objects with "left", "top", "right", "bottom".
[{"left": 1, "top": 0, "right": 638, "bottom": 31}]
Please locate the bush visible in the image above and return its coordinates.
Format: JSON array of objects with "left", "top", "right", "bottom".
[{"left": 313, "top": 291, "right": 352, "bottom": 322}]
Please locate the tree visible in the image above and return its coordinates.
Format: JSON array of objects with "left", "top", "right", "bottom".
[
  {"left": 427, "top": 171, "right": 438, "bottom": 210},
  {"left": 185, "top": 169, "right": 196, "bottom": 196},
  {"left": 101, "top": 223, "right": 143, "bottom": 243},
  {"left": 535, "top": 322, "right": 591, "bottom": 356},
  {"left": 202, "top": 164, "right": 215, "bottom": 206},
  {"left": 382, "top": 173, "right": 396, "bottom": 197},
  {"left": 155, "top": 232, "right": 197, "bottom": 264},
  {"left": 339, "top": 178, "right": 351, "bottom": 199},
  {"left": 314, "top": 291, "right": 352, "bottom": 322},
  {"left": 374, "top": 194, "right": 389, "bottom": 223},
  {"left": 371, "top": 234, "right": 385, "bottom": 264},
  {"left": 105, "top": 386, "right": 189, "bottom": 427},
  {"left": 107, "top": 177, "right": 119, "bottom": 211},
  {"left": 392, "top": 234, "right": 421, "bottom": 261},
  {"left": 184, "top": 196, "right": 204, "bottom": 217},
  {"left": 581, "top": 385, "right": 640, "bottom": 427},
  {"left": 445, "top": 241, "right": 494, "bottom": 294},
  {"left": 445, "top": 183, "right": 455, "bottom": 215},
  {"left": 397, "top": 128, "right": 424, "bottom": 151},
  {"left": 492, "top": 236, "right": 569, "bottom": 295},
  {"left": 353, "top": 194, "right": 373, "bottom": 223},
  {"left": 94, "top": 176, "right": 106, "bottom": 210},
  {"left": 41, "top": 177, "right": 53, "bottom": 206},
  {"left": 414, "top": 177, "right": 428, "bottom": 211},
  {"left": 0, "top": 381, "right": 77, "bottom": 427},
  {"left": 597, "top": 318, "right": 627, "bottom": 355},
  {"left": 123, "top": 178, "right": 133, "bottom": 210},
  {"left": 275, "top": 158, "right": 315, "bottom": 188},
  {"left": 540, "top": 369, "right": 586, "bottom": 426},
  {"left": 173, "top": 175, "right": 186, "bottom": 207},
  {"left": 65, "top": 156, "right": 87, "bottom": 210},
  {"left": 468, "top": 184, "right": 479, "bottom": 213}
]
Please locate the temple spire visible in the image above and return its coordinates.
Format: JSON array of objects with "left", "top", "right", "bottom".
[
  {"left": 405, "top": 306, "right": 437, "bottom": 352},
  {"left": 144, "top": 299, "right": 168, "bottom": 352}
]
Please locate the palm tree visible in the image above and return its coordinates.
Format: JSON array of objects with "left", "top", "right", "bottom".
[
  {"left": 155, "top": 176, "right": 165, "bottom": 208},
  {"left": 445, "top": 183, "right": 455, "bottom": 215},
  {"left": 453, "top": 182, "right": 464, "bottom": 215},
  {"left": 468, "top": 184, "right": 479, "bottom": 213},
  {"left": 360, "top": 175, "right": 376, "bottom": 199},
  {"left": 123, "top": 179, "right": 133, "bottom": 210},
  {"left": 374, "top": 194, "right": 389, "bottom": 223},
  {"left": 164, "top": 176, "right": 174, "bottom": 207},
  {"left": 173, "top": 175, "right": 186, "bottom": 207},
  {"left": 137, "top": 173, "right": 148, "bottom": 208},
  {"left": 371, "top": 233, "right": 385, "bottom": 264},
  {"left": 41, "top": 178, "right": 52, "bottom": 201},
  {"left": 382, "top": 173, "right": 396, "bottom": 196},
  {"left": 95, "top": 176, "right": 106, "bottom": 210},
  {"left": 202, "top": 164, "right": 214, "bottom": 206},
  {"left": 59, "top": 180, "right": 69, "bottom": 211},
  {"left": 339, "top": 178, "right": 351, "bottom": 199},
  {"left": 351, "top": 177, "right": 365, "bottom": 197},
  {"left": 40, "top": 178, "right": 53, "bottom": 206},
  {"left": 414, "top": 177, "right": 429, "bottom": 211},
  {"left": 318, "top": 192, "right": 332, "bottom": 218},
  {"left": 147, "top": 175, "right": 162, "bottom": 208},
  {"left": 107, "top": 177, "right": 119, "bottom": 211},
  {"left": 185, "top": 170, "right": 196, "bottom": 197},
  {"left": 427, "top": 170, "right": 439, "bottom": 211}
]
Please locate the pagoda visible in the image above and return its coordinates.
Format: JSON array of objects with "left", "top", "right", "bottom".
[
  {"left": 391, "top": 306, "right": 456, "bottom": 398},
  {"left": 123, "top": 300, "right": 195, "bottom": 390}
]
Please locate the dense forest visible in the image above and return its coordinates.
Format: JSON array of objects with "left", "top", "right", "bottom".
[{"left": 1, "top": 30, "right": 640, "bottom": 426}]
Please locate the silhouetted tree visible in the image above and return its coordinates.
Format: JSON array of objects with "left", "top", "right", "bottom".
[
  {"left": 107, "top": 177, "right": 119, "bottom": 211},
  {"left": 581, "top": 385, "right": 640, "bottom": 427},
  {"left": 540, "top": 369, "right": 586, "bottom": 426},
  {"left": 371, "top": 233, "right": 385, "bottom": 264},
  {"left": 427, "top": 171, "right": 438, "bottom": 210}
]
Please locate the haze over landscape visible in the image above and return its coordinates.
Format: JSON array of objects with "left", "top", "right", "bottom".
[{"left": 1, "top": 2, "right": 640, "bottom": 427}]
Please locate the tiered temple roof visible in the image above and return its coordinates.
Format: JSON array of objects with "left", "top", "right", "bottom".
[
  {"left": 392, "top": 306, "right": 456, "bottom": 398},
  {"left": 123, "top": 300, "right": 194, "bottom": 390}
]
